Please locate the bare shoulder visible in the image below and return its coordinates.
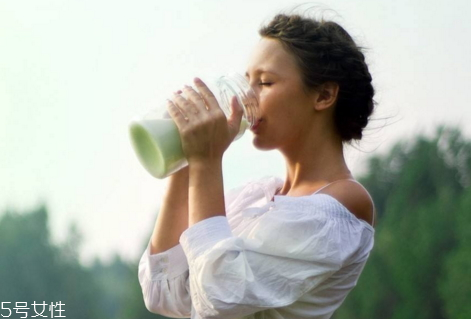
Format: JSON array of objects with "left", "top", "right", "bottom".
[{"left": 318, "top": 180, "right": 375, "bottom": 227}]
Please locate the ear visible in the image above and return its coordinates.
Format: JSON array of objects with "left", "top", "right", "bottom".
[{"left": 313, "top": 82, "right": 339, "bottom": 111}]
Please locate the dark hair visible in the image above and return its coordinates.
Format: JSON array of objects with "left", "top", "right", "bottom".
[{"left": 259, "top": 14, "right": 375, "bottom": 142}]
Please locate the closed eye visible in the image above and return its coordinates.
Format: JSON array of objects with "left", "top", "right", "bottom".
[{"left": 259, "top": 82, "right": 272, "bottom": 86}]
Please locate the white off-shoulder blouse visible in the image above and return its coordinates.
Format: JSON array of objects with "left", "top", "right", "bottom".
[{"left": 138, "top": 176, "right": 375, "bottom": 319}]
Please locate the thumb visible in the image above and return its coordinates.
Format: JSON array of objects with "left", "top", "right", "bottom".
[{"left": 227, "top": 96, "right": 244, "bottom": 136}]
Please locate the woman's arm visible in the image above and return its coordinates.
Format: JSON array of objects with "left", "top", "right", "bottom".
[
  {"left": 166, "top": 78, "right": 244, "bottom": 227},
  {"left": 139, "top": 167, "right": 192, "bottom": 318},
  {"left": 150, "top": 166, "right": 189, "bottom": 254},
  {"left": 188, "top": 160, "right": 226, "bottom": 226},
  {"left": 140, "top": 77, "right": 241, "bottom": 317}
]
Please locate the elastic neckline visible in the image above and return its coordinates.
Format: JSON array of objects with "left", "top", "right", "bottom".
[
  {"left": 273, "top": 193, "right": 375, "bottom": 232},
  {"left": 269, "top": 178, "right": 376, "bottom": 226},
  {"left": 272, "top": 178, "right": 358, "bottom": 199},
  {"left": 312, "top": 178, "right": 359, "bottom": 194}
]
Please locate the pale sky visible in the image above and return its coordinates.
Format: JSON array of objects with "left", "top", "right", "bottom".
[{"left": 1, "top": 0, "right": 470, "bottom": 265}]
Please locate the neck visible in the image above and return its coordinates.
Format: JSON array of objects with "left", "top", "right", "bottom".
[{"left": 277, "top": 125, "right": 352, "bottom": 196}]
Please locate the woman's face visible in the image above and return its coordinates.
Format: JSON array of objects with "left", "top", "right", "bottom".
[{"left": 245, "top": 38, "right": 317, "bottom": 151}]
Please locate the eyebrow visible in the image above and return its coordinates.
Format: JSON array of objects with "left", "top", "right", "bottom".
[{"left": 245, "top": 69, "right": 279, "bottom": 78}]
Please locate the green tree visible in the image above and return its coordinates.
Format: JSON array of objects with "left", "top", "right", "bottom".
[
  {"left": 0, "top": 204, "right": 180, "bottom": 319},
  {"left": 439, "top": 188, "right": 471, "bottom": 319},
  {"left": 334, "top": 126, "right": 471, "bottom": 319},
  {"left": 0, "top": 204, "right": 105, "bottom": 318}
]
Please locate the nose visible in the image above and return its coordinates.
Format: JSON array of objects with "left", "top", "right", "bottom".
[{"left": 248, "top": 80, "right": 260, "bottom": 99}]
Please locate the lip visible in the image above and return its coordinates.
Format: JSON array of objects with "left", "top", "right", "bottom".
[{"left": 250, "top": 119, "right": 263, "bottom": 133}]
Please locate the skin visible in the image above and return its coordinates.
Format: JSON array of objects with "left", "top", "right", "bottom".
[{"left": 149, "top": 37, "right": 375, "bottom": 255}]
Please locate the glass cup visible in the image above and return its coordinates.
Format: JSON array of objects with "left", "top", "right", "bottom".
[{"left": 128, "top": 73, "right": 259, "bottom": 179}]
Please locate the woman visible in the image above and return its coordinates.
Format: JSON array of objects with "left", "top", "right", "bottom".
[{"left": 139, "top": 13, "right": 376, "bottom": 319}]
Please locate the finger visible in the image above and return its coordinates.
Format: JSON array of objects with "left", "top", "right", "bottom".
[
  {"left": 162, "top": 90, "right": 183, "bottom": 119},
  {"left": 172, "top": 92, "right": 199, "bottom": 116},
  {"left": 182, "top": 85, "right": 207, "bottom": 112},
  {"left": 227, "top": 96, "right": 244, "bottom": 136},
  {"left": 193, "top": 77, "right": 218, "bottom": 111},
  {"left": 166, "top": 99, "right": 189, "bottom": 124}
]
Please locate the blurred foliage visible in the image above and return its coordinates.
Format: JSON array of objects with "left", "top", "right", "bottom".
[
  {"left": 1, "top": 125, "right": 470, "bottom": 319},
  {"left": 334, "top": 126, "right": 471, "bottom": 319},
  {"left": 0, "top": 205, "right": 105, "bottom": 318},
  {"left": 0, "top": 205, "right": 170, "bottom": 319}
]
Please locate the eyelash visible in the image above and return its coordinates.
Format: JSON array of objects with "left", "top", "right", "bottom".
[{"left": 259, "top": 82, "right": 272, "bottom": 86}]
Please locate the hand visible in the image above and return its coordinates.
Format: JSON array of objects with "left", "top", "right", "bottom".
[{"left": 167, "top": 77, "right": 244, "bottom": 164}]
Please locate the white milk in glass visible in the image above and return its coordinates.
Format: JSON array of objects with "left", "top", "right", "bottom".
[{"left": 129, "top": 118, "right": 188, "bottom": 178}]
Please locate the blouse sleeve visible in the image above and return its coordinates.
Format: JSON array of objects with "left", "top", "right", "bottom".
[
  {"left": 179, "top": 196, "right": 373, "bottom": 319},
  {"left": 138, "top": 242, "right": 191, "bottom": 318},
  {"left": 136, "top": 179, "right": 265, "bottom": 318}
]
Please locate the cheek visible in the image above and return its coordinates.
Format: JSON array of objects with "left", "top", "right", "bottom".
[
  {"left": 258, "top": 89, "right": 285, "bottom": 114},
  {"left": 258, "top": 91, "right": 271, "bottom": 108}
]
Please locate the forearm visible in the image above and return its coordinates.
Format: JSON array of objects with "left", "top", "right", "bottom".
[
  {"left": 188, "top": 159, "right": 226, "bottom": 226},
  {"left": 150, "top": 168, "right": 189, "bottom": 254}
]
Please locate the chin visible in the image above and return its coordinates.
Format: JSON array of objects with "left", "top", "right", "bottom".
[{"left": 251, "top": 136, "right": 277, "bottom": 151}]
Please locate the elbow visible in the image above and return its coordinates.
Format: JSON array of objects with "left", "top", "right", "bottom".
[
  {"left": 143, "top": 296, "right": 161, "bottom": 315},
  {"left": 142, "top": 289, "right": 165, "bottom": 315},
  {"left": 139, "top": 274, "right": 165, "bottom": 315},
  {"left": 138, "top": 245, "right": 191, "bottom": 317},
  {"left": 142, "top": 286, "right": 191, "bottom": 318},
  {"left": 143, "top": 297, "right": 184, "bottom": 318}
]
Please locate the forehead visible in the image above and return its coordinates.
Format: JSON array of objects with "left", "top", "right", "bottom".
[{"left": 246, "top": 38, "right": 299, "bottom": 75}]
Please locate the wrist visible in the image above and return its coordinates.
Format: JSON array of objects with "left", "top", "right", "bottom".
[
  {"left": 188, "top": 158, "right": 223, "bottom": 172},
  {"left": 187, "top": 159, "right": 225, "bottom": 226},
  {"left": 169, "top": 165, "right": 189, "bottom": 179}
]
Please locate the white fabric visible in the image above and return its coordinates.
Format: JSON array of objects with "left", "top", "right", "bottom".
[{"left": 138, "top": 176, "right": 375, "bottom": 319}]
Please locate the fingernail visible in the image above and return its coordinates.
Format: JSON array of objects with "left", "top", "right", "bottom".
[
  {"left": 194, "top": 77, "right": 202, "bottom": 83},
  {"left": 183, "top": 84, "right": 191, "bottom": 89}
]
